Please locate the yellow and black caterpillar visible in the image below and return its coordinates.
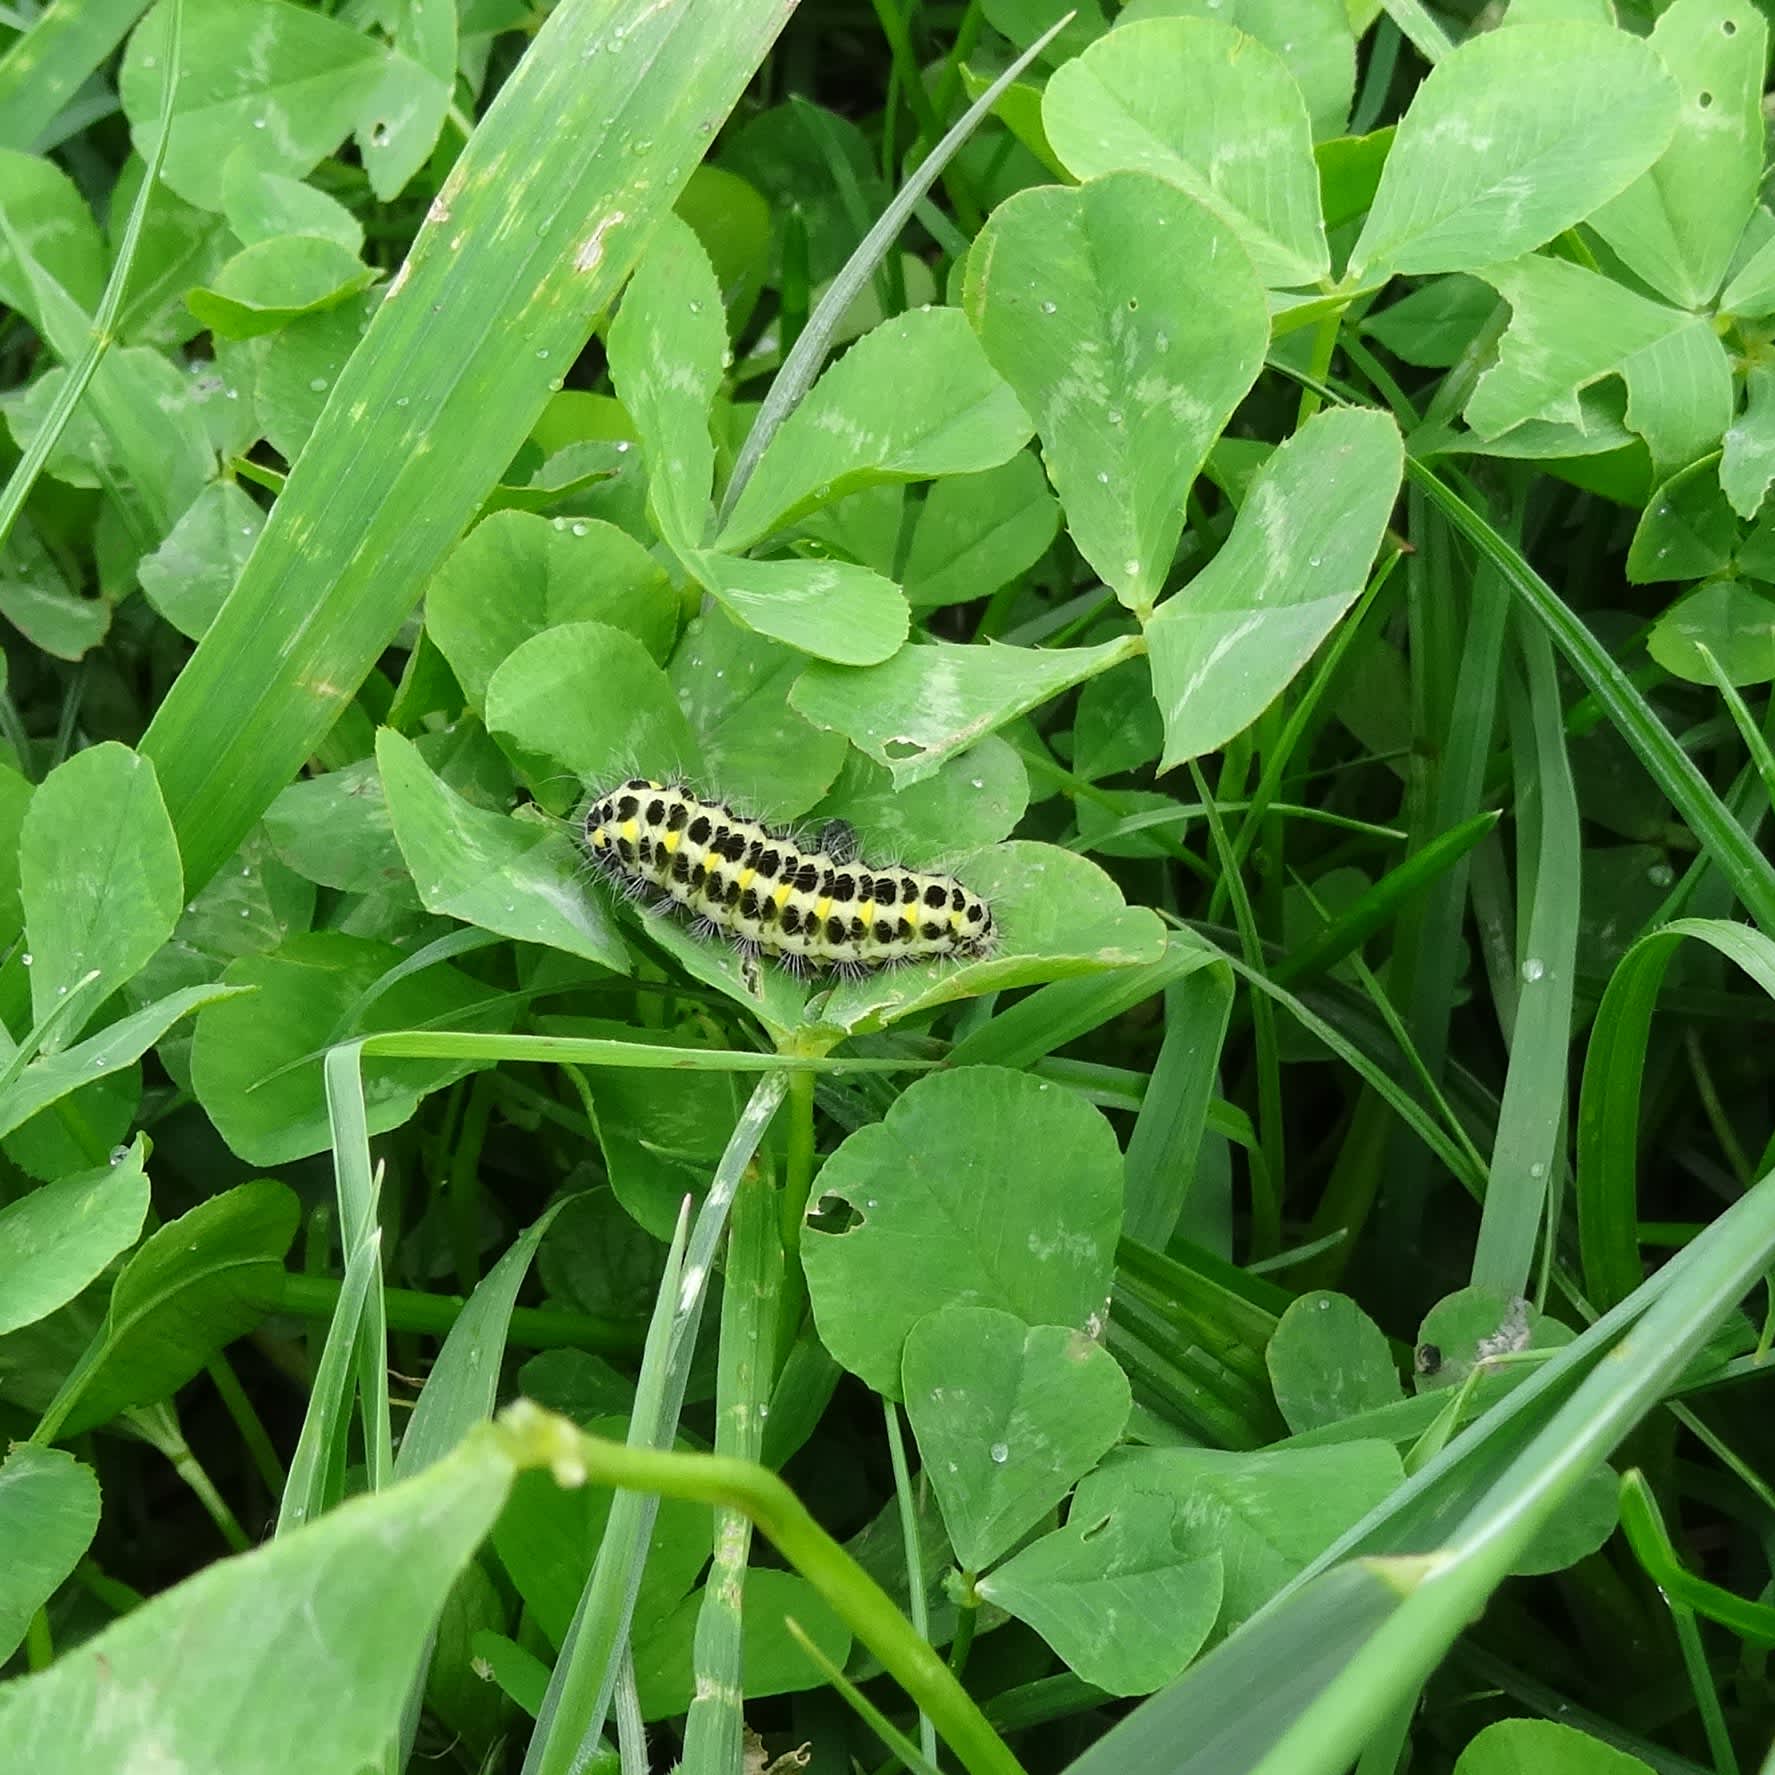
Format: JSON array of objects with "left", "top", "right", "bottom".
[{"left": 581, "top": 779, "right": 994, "bottom": 974}]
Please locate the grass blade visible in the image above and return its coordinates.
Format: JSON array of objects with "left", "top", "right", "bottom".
[
  {"left": 1579, "top": 918, "right": 1775, "bottom": 1310},
  {"left": 139, "top": 0, "right": 793, "bottom": 890},
  {"left": 1470, "top": 618, "right": 1580, "bottom": 1297},
  {"left": 323, "top": 1043, "right": 392, "bottom": 1492},
  {"left": 1406, "top": 459, "right": 1775, "bottom": 933},
  {"left": 0, "top": 0, "right": 180, "bottom": 558},
  {"left": 718, "top": 10, "right": 1076, "bottom": 527},
  {"left": 524, "top": 1071, "right": 789, "bottom": 1775},
  {"left": 680, "top": 1168, "right": 781, "bottom": 1775},
  {"left": 0, "top": 0, "right": 150, "bottom": 153}
]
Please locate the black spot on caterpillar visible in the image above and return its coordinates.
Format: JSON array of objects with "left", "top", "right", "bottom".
[{"left": 579, "top": 779, "right": 994, "bottom": 975}]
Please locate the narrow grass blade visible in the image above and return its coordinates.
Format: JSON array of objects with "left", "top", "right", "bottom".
[
  {"left": 1695, "top": 643, "right": 1775, "bottom": 811},
  {"left": 1406, "top": 460, "right": 1775, "bottom": 932},
  {"left": 0, "top": 0, "right": 180, "bottom": 557},
  {"left": 1471, "top": 619, "right": 1580, "bottom": 1297},
  {"left": 1199, "top": 938, "right": 1486, "bottom": 1195},
  {"left": 1579, "top": 918, "right": 1775, "bottom": 1310},
  {"left": 680, "top": 1170, "right": 781, "bottom": 1775},
  {"left": 278, "top": 1219, "right": 381, "bottom": 1535},
  {"left": 1272, "top": 812, "right": 1499, "bottom": 990},
  {"left": 719, "top": 11, "right": 1076, "bottom": 527},
  {"left": 394, "top": 1197, "right": 572, "bottom": 1480},
  {"left": 783, "top": 1613, "right": 947, "bottom": 1775},
  {"left": 353, "top": 1030, "right": 934, "bottom": 1076},
  {"left": 522, "top": 1198, "right": 693, "bottom": 1775},
  {"left": 139, "top": 0, "right": 794, "bottom": 891},
  {"left": 884, "top": 1397, "right": 939, "bottom": 1765},
  {"left": 524, "top": 1071, "right": 789, "bottom": 1775},
  {"left": 947, "top": 937, "right": 1218, "bottom": 1071},
  {"left": 323, "top": 1042, "right": 391, "bottom": 1492},
  {"left": 1617, "top": 1470, "right": 1775, "bottom": 1642},
  {"left": 1123, "top": 960, "right": 1235, "bottom": 1249}
]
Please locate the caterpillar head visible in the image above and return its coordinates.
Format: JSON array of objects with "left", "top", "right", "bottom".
[{"left": 955, "top": 893, "right": 994, "bottom": 960}]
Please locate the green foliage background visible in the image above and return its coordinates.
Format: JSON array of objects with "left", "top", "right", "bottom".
[{"left": 1, "top": 0, "right": 1774, "bottom": 1772}]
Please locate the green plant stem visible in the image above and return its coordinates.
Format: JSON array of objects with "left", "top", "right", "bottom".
[
  {"left": 781, "top": 1065, "right": 818, "bottom": 1260},
  {"left": 1189, "top": 761, "right": 1283, "bottom": 1257},
  {"left": 448, "top": 1071, "right": 496, "bottom": 1293},
  {"left": 24, "top": 1606, "right": 52, "bottom": 1671},
  {"left": 948, "top": 1588, "right": 979, "bottom": 1680},
  {"left": 718, "top": 11, "right": 1074, "bottom": 529},
  {"left": 555, "top": 1427, "right": 1024, "bottom": 1775},
  {"left": 269, "top": 1268, "right": 645, "bottom": 1354},
  {"left": 681, "top": 1168, "right": 781, "bottom": 1775},
  {"left": 885, "top": 1397, "right": 940, "bottom": 1765},
  {"left": 527, "top": 1071, "right": 788, "bottom": 1775},
  {"left": 204, "top": 1353, "right": 287, "bottom": 1499},
  {"left": 355, "top": 1029, "right": 936, "bottom": 1073},
  {"left": 144, "top": 1414, "right": 252, "bottom": 1554}
]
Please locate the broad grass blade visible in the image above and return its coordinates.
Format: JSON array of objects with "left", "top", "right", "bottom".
[{"left": 140, "top": 0, "right": 793, "bottom": 890}]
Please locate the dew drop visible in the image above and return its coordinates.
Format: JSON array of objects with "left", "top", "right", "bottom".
[
  {"left": 20, "top": 953, "right": 30, "bottom": 966},
  {"left": 1040, "top": 300, "right": 1057, "bottom": 315},
  {"left": 1123, "top": 558, "right": 1140, "bottom": 577},
  {"left": 252, "top": 116, "right": 267, "bottom": 129},
  {"left": 1647, "top": 862, "right": 1674, "bottom": 887},
  {"left": 109, "top": 1145, "right": 131, "bottom": 1165},
  {"left": 308, "top": 376, "right": 328, "bottom": 392},
  {"left": 1520, "top": 957, "right": 1546, "bottom": 984},
  {"left": 989, "top": 1441, "right": 1009, "bottom": 1465}
]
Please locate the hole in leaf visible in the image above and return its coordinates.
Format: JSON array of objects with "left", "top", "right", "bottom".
[
  {"left": 1699, "top": 89, "right": 1714, "bottom": 107},
  {"left": 1722, "top": 16, "right": 1738, "bottom": 32},
  {"left": 807, "top": 1193, "right": 863, "bottom": 1234},
  {"left": 884, "top": 737, "right": 926, "bottom": 760}
]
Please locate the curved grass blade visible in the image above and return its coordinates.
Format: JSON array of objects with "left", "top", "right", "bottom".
[{"left": 1579, "top": 917, "right": 1775, "bottom": 1311}]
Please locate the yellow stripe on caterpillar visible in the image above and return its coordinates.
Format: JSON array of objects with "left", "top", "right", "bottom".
[{"left": 578, "top": 778, "right": 995, "bottom": 974}]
